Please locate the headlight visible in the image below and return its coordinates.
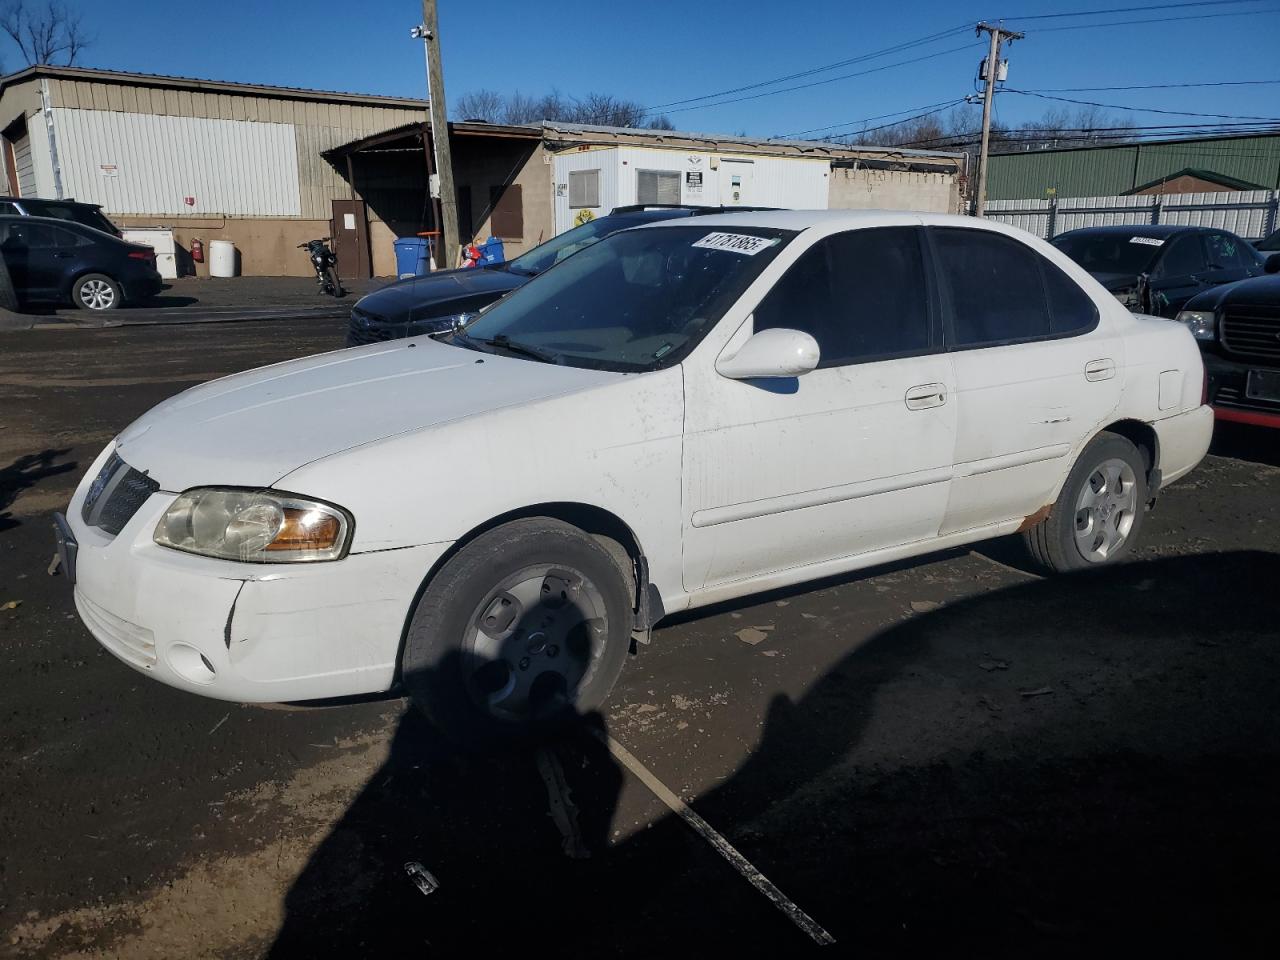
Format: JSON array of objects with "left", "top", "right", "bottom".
[
  {"left": 1174, "top": 310, "right": 1216, "bottom": 341},
  {"left": 154, "top": 489, "right": 352, "bottom": 562}
]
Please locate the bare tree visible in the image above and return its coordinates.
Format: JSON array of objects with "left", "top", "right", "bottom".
[
  {"left": 0, "top": 1, "right": 90, "bottom": 66},
  {"left": 453, "top": 88, "right": 673, "bottom": 130}
]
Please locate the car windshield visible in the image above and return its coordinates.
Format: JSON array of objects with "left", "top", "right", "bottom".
[
  {"left": 458, "top": 224, "right": 794, "bottom": 372},
  {"left": 1052, "top": 232, "right": 1164, "bottom": 275},
  {"left": 504, "top": 216, "right": 644, "bottom": 277}
]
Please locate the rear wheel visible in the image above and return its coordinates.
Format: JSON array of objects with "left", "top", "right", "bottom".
[
  {"left": 402, "top": 518, "right": 633, "bottom": 742},
  {"left": 1023, "top": 431, "right": 1148, "bottom": 573},
  {"left": 73, "top": 274, "right": 121, "bottom": 311}
]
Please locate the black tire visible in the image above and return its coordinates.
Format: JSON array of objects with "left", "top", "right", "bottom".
[
  {"left": 402, "top": 518, "right": 633, "bottom": 742},
  {"left": 72, "top": 273, "right": 122, "bottom": 311},
  {"left": 323, "top": 266, "right": 345, "bottom": 298},
  {"left": 1023, "top": 431, "right": 1148, "bottom": 573}
]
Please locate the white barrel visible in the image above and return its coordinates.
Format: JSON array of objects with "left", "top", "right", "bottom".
[{"left": 208, "top": 240, "right": 237, "bottom": 278}]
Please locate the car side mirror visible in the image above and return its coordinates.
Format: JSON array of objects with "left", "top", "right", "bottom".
[
  {"left": 716, "top": 327, "right": 820, "bottom": 380},
  {"left": 1266, "top": 253, "right": 1280, "bottom": 275}
]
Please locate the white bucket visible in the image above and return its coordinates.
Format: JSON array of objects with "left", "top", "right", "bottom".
[{"left": 208, "top": 239, "right": 237, "bottom": 278}]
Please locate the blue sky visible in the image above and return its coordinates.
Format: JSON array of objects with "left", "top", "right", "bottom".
[{"left": 15, "top": 0, "right": 1280, "bottom": 142}]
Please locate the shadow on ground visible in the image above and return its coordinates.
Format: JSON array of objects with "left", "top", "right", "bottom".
[
  {"left": 268, "top": 550, "right": 1280, "bottom": 957},
  {"left": 1211, "top": 421, "right": 1280, "bottom": 468},
  {"left": 0, "top": 449, "right": 75, "bottom": 533}
]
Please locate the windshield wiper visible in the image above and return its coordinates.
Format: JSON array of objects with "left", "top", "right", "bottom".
[{"left": 467, "top": 333, "right": 561, "bottom": 364}]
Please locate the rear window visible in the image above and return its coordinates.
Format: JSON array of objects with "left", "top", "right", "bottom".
[
  {"left": 1052, "top": 232, "right": 1164, "bottom": 275},
  {"left": 29, "top": 203, "right": 118, "bottom": 235}
]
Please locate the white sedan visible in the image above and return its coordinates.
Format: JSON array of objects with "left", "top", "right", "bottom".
[{"left": 56, "top": 211, "right": 1213, "bottom": 737}]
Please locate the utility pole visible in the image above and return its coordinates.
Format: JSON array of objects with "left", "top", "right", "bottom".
[
  {"left": 414, "top": 0, "right": 460, "bottom": 269},
  {"left": 973, "top": 21, "right": 1022, "bottom": 217}
]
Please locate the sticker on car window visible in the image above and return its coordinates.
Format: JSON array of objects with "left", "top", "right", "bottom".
[
  {"left": 1130, "top": 237, "right": 1164, "bottom": 246},
  {"left": 692, "top": 232, "right": 778, "bottom": 255}
]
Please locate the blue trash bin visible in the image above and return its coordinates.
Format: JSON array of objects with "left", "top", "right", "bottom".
[
  {"left": 394, "top": 236, "right": 432, "bottom": 279},
  {"left": 478, "top": 236, "right": 505, "bottom": 265}
]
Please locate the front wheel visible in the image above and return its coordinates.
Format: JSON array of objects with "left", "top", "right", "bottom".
[
  {"left": 401, "top": 518, "right": 633, "bottom": 742},
  {"left": 73, "top": 274, "right": 121, "bottom": 311},
  {"left": 1023, "top": 431, "right": 1149, "bottom": 573},
  {"left": 322, "top": 266, "right": 344, "bottom": 298}
]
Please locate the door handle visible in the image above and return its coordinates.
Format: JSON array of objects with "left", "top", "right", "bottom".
[
  {"left": 905, "top": 383, "right": 947, "bottom": 410},
  {"left": 53, "top": 251, "right": 73, "bottom": 259},
  {"left": 1085, "top": 359, "right": 1116, "bottom": 382}
]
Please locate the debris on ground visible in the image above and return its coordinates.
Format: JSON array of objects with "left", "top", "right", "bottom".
[
  {"left": 979, "top": 659, "right": 1010, "bottom": 672},
  {"left": 910, "top": 600, "right": 942, "bottom": 613},
  {"left": 2, "top": 600, "right": 21, "bottom": 611},
  {"left": 735, "top": 626, "right": 773, "bottom": 646},
  {"left": 403, "top": 862, "right": 439, "bottom": 897},
  {"left": 1020, "top": 686, "right": 1054, "bottom": 698}
]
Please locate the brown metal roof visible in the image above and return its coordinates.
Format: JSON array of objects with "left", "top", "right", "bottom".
[
  {"left": 323, "top": 120, "right": 542, "bottom": 157},
  {"left": 0, "top": 64, "right": 429, "bottom": 109}
]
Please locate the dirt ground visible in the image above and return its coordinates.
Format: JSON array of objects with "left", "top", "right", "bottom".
[{"left": 1, "top": 318, "right": 1278, "bottom": 958}]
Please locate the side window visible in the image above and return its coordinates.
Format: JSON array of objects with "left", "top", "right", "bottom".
[
  {"left": 1042, "top": 261, "right": 1098, "bottom": 335},
  {"left": 931, "top": 228, "right": 1050, "bottom": 346},
  {"left": 0, "top": 201, "right": 19, "bottom": 216},
  {"left": 754, "top": 226, "right": 931, "bottom": 366},
  {"left": 1157, "top": 235, "right": 1205, "bottom": 277},
  {"left": 51, "top": 226, "right": 87, "bottom": 248},
  {"left": 1206, "top": 232, "right": 1255, "bottom": 270},
  {"left": 568, "top": 169, "right": 599, "bottom": 209}
]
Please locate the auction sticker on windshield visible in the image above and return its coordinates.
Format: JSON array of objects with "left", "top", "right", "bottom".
[
  {"left": 1130, "top": 237, "right": 1164, "bottom": 246},
  {"left": 692, "top": 232, "right": 779, "bottom": 255}
]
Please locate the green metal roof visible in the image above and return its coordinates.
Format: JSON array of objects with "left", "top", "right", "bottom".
[{"left": 987, "top": 133, "right": 1280, "bottom": 199}]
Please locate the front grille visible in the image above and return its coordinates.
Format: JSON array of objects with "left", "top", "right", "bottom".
[
  {"left": 345, "top": 323, "right": 395, "bottom": 347},
  {"left": 75, "top": 589, "right": 157, "bottom": 669},
  {"left": 1221, "top": 306, "right": 1280, "bottom": 364},
  {"left": 81, "top": 453, "right": 159, "bottom": 536}
]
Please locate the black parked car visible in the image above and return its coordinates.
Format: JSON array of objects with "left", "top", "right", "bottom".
[
  {"left": 0, "top": 215, "right": 162, "bottom": 310},
  {"left": 347, "top": 205, "right": 776, "bottom": 346},
  {"left": 1175, "top": 251, "right": 1280, "bottom": 429},
  {"left": 0, "top": 196, "right": 121, "bottom": 237},
  {"left": 1051, "top": 224, "right": 1266, "bottom": 318}
]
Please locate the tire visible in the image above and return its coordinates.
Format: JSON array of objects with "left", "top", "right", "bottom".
[
  {"left": 0, "top": 249, "right": 19, "bottom": 311},
  {"left": 402, "top": 518, "right": 633, "bottom": 742},
  {"left": 72, "top": 273, "right": 122, "bottom": 311},
  {"left": 323, "top": 266, "right": 344, "bottom": 298},
  {"left": 1023, "top": 431, "right": 1149, "bottom": 573}
]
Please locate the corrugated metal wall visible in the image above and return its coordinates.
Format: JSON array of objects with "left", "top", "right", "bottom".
[
  {"left": 553, "top": 148, "right": 621, "bottom": 233},
  {"left": 47, "top": 78, "right": 423, "bottom": 218},
  {"left": 987, "top": 189, "right": 1280, "bottom": 240},
  {"left": 55, "top": 109, "right": 302, "bottom": 215},
  {"left": 988, "top": 135, "right": 1280, "bottom": 200},
  {"left": 12, "top": 129, "right": 34, "bottom": 196}
]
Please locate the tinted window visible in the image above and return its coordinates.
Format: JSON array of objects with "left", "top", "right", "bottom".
[
  {"left": 1157, "top": 235, "right": 1205, "bottom": 277},
  {"left": 0, "top": 202, "right": 18, "bottom": 215},
  {"left": 3, "top": 222, "right": 59, "bottom": 249},
  {"left": 1042, "top": 261, "right": 1098, "bottom": 334},
  {"left": 754, "top": 227, "right": 930, "bottom": 366},
  {"left": 1052, "top": 232, "right": 1162, "bottom": 275},
  {"left": 1205, "top": 232, "right": 1257, "bottom": 270},
  {"left": 933, "top": 228, "right": 1049, "bottom": 346}
]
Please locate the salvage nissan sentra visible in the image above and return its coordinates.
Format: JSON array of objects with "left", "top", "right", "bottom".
[{"left": 55, "top": 211, "right": 1214, "bottom": 738}]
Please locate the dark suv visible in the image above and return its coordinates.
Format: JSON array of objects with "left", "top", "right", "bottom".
[
  {"left": 0, "top": 196, "right": 121, "bottom": 237},
  {"left": 347, "top": 205, "right": 777, "bottom": 346}
]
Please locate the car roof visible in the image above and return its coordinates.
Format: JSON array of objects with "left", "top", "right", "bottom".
[
  {"left": 0, "top": 213, "right": 117, "bottom": 237},
  {"left": 634, "top": 208, "right": 990, "bottom": 233},
  {"left": 0, "top": 195, "right": 102, "bottom": 208},
  {"left": 1054, "top": 224, "right": 1214, "bottom": 238}
]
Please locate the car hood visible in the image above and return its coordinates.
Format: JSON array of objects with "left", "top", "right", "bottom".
[
  {"left": 355, "top": 267, "right": 526, "bottom": 324},
  {"left": 114, "top": 339, "right": 620, "bottom": 491},
  {"left": 1183, "top": 272, "right": 1280, "bottom": 311}
]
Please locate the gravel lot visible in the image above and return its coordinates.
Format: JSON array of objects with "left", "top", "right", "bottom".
[{"left": 2, "top": 319, "right": 1278, "bottom": 958}]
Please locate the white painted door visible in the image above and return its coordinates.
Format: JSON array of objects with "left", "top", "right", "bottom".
[
  {"left": 719, "top": 160, "right": 754, "bottom": 206},
  {"left": 682, "top": 225, "right": 957, "bottom": 592},
  {"left": 927, "top": 226, "right": 1123, "bottom": 534}
]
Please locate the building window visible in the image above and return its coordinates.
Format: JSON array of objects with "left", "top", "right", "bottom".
[
  {"left": 569, "top": 169, "right": 600, "bottom": 209},
  {"left": 489, "top": 183, "right": 523, "bottom": 239},
  {"left": 637, "top": 169, "right": 680, "bottom": 206}
]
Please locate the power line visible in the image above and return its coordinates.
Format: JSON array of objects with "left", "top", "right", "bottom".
[
  {"left": 1026, "top": 79, "right": 1280, "bottom": 93},
  {"left": 642, "top": 22, "right": 973, "bottom": 112},
  {"left": 656, "top": 43, "right": 981, "bottom": 117},
  {"left": 776, "top": 98, "right": 967, "bottom": 140},
  {"left": 1002, "top": 0, "right": 1269, "bottom": 22},
  {"left": 1025, "top": 6, "right": 1280, "bottom": 33},
  {"left": 1006, "top": 88, "right": 1280, "bottom": 123}
]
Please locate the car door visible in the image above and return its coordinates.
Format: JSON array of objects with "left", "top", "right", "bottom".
[
  {"left": 681, "top": 224, "right": 957, "bottom": 592},
  {"left": 1204, "top": 231, "right": 1262, "bottom": 285},
  {"left": 1147, "top": 233, "right": 1210, "bottom": 317},
  {"left": 3, "top": 221, "right": 64, "bottom": 301},
  {"left": 929, "top": 226, "right": 1123, "bottom": 536}
]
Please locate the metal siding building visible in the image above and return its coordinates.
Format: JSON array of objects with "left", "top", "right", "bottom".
[
  {"left": 0, "top": 66, "right": 425, "bottom": 276},
  {"left": 988, "top": 133, "right": 1280, "bottom": 201}
]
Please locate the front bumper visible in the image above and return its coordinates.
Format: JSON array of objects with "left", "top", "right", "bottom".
[
  {"left": 1203, "top": 351, "right": 1280, "bottom": 428},
  {"left": 61, "top": 453, "right": 451, "bottom": 703}
]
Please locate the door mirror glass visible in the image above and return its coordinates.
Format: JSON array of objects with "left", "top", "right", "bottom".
[{"left": 716, "top": 327, "right": 820, "bottom": 380}]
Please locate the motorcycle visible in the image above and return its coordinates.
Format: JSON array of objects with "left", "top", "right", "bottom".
[{"left": 298, "top": 237, "right": 345, "bottom": 297}]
